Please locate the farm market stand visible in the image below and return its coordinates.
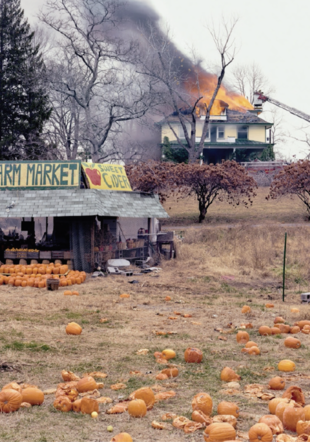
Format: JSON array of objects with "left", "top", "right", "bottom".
[{"left": 0, "top": 161, "right": 168, "bottom": 275}]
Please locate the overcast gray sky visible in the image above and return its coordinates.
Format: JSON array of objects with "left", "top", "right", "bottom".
[{"left": 21, "top": 0, "right": 310, "bottom": 160}]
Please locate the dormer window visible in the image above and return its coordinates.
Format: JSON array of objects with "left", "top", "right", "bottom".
[
  {"left": 238, "top": 125, "right": 248, "bottom": 140},
  {"left": 217, "top": 126, "right": 225, "bottom": 140}
]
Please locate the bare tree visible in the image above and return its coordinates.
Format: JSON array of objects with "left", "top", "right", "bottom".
[
  {"left": 230, "top": 62, "right": 274, "bottom": 105},
  {"left": 137, "top": 17, "right": 238, "bottom": 163},
  {"left": 40, "top": 0, "right": 157, "bottom": 162}
]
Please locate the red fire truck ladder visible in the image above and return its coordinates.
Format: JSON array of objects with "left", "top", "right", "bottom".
[{"left": 254, "top": 92, "right": 310, "bottom": 124}]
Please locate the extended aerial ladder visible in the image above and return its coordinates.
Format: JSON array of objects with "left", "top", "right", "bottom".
[{"left": 254, "top": 92, "right": 310, "bottom": 124}]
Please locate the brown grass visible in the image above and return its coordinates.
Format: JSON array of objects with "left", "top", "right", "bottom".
[
  {"left": 162, "top": 187, "right": 307, "bottom": 226},
  {"left": 1, "top": 224, "right": 310, "bottom": 441}
]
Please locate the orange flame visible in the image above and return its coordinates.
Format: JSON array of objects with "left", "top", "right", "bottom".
[{"left": 186, "top": 70, "right": 253, "bottom": 115}]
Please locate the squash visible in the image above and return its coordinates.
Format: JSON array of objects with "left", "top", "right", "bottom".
[
  {"left": 282, "top": 386, "right": 305, "bottom": 406},
  {"left": 271, "top": 327, "right": 282, "bottom": 335},
  {"left": 76, "top": 376, "right": 97, "bottom": 393},
  {"left": 241, "top": 305, "right": 251, "bottom": 314},
  {"left": 258, "top": 415, "right": 283, "bottom": 434},
  {"left": 275, "top": 401, "right": 295, "bottom": 422},
  {"left": 268, "top": 377, "right": 285, "bottom": 390},
  {"left": 304, "top": 405, "right": 310, "bottom": 421},
  {"left": 80, "top": 397, "right": 99, "bottom": 415},
  {"left": 21, "top": 388, "right": 44, "bottom": 405},
  {"left": 2, "top": 382, "right": 22, "bottom": 394},
  {"left": 220, "top": 367, "right": 240, "bottom": 382},
  {"left": 72, "top": 399, "right": 82, "bottom": 412},
  {"left": 278, "top": 360, "right": 295, "bottom": 372},
  {"left": 269, "top": 398, "right": 288, "bottom": 415},
  {"left": 236, "top": 331, "right": 250, "bottom": 344},
  {"left": 161, "top": 367, "right": 179, "bottom": 378},
  {"left": 274, "top": 316, "right": 285, "bottom": 324},
  {"left": 217, "top": 401, "right": 239, "bottom": 418},
  {"left": 245, "top": 341, "right": 258, "bottom": 348},
  {"left": 192, "top": 392, "right": 213, "bottom": 416},
  {"left": 184, "top": 347, "right": 203, "bottom": 363},
  {"left": 296, "top": 420, "right": 310, "bottom": 436},
  {"left": 282, "top": 403, "right": 305, "bottom": 431},
  {"left": 277, "top": 324, "right": 291, "bottom": 334},
  {"left": 192, "top": 410, "right": 213, "bottom": 425},
  {"left": 259, "top": 326, "right": 272, "bottom": 336},
  {"left": 295, "top": 320, "right": 310, "bottom": 329},
  {"left": 203, "top": 422, "right": 236, "bottom": 442},
  {"left": 162, "top": 349, "right": 176, "bottom": 360},
  {"left": 127, "top": 399, "right": 147, "bottom": 417},
  {"left": 248, "top": 423, "right": 273, "bottom": 442},
  {"left": 290, "top": 326, "right": 300, "bottom": 334},
  {"left": 65, "top": 322, "right": 82, "bottom": 335},
  {"left": 0, "top": 389, "right": 22, "bottom": 413},
  {"left": 129, "top": 387, "right": 155, "bottom": 410},
  {"left": 110, "top": 434, "right": 133, "bottom": 442},
  {"left": 53, "top": 396, "right": 72, "bottom": 412}
]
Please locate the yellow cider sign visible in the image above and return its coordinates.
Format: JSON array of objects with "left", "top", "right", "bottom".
[
  {"left": 82, "top": 163, "right": 132, "bottom": 191},
  {"left": 0, "top": 161, "right": 81, "bottom": 190}
]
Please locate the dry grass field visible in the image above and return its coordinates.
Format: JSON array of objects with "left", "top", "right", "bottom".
[
  {"left": 162, "top": 187, "right": 307, "bottom": 226},
  {"left": 1, "top": 221, "right": 310, "bottom": 441}
]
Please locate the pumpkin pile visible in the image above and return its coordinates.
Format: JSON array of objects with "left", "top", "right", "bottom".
[
  {"left": 0, "top": 264, "right": 86, "bottom": 288},
  {"left": 0, "top": 381, "right": 44, "bottom": 413}
]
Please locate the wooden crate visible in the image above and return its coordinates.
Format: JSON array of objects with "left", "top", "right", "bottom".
[
  {"left": 27, "top": 252, "right": 39, "bottom": 259},
  {"left": 51, "top": 251, "right": 64, "bottom": 260},
  {"left": 4, "top": 251, "right": 17, "bottom": 259},
  {"left": 40, "top": 251, "right": 52, "bottom": 260},
  {"left": 17, "top": 251, "right": 27, "bottom": 259}
]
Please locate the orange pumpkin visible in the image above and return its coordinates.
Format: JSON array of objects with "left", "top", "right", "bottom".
[
  {"left": 304, "top": 405, "right": 310, "bottom": 421},
  {"left": 203, "top": 422, "right": 236, "bottom": 442},
  {"left": 21, "top": 388, "right": 44, "bottom": 405},
  {"left": 290, "top": 326, "right": 300, "bottom": 334},
  {"left": 282, "top": 403, "right": 305, "bottom": 431},
  {"left": 270, "top": 400, "right": 288, "bottom": 417},
  {"left": 192, "top": 392, "right": 213, "bottom": 416},
  {"left": 258, "top": 415, "right": 283, "bottom": 435},
  {"left": 184, "top": 347, "right": 203, "bottom": 363},
  {"left": 248, "top": 423, "right": 273, "bottom": 442},
  {"left": 302, "top": 325, "right": 310, "bottom": 334},
  {"left": 2, "top": 382, "right": 22, "bottom": 394},
  {"left": 129, "top": 387, "right": 155, "bottom": 410},
  {"left": 65, "top": 322, "right": 82, "bottom": 335},
  {"left": 162, "top": 348, "right": 176, "bottom": 360},
  {"left": 217, "top": 401, "right": 239, "bottom": 418},
  {"left": 80, "top": 397, "right": 99, "bottom": 415},
  {"left": 241, "top": 305, "right": 251, "bottom": 314},
  {"left": 271, "top": 327, "right": 282, "bottom": 335},
  {"left": 275, "top": 401, "right": 295, "bottom": 422},
  {"left": 236, "top": 331, "right": 250, "bottom": 344},
  {"left": 265, "top": 303, "right": 274, "bottom": 308},
  {"left": 220, "top": 367, "right": 240, "bottom": 382},
  {"left": 72, "top": 399, "right": 82, "bottom": 412},
  {"left": 295, "top": 320, "right": 310, "bottom": 329},
  {"left": 278, "top": 360, "right": 295, "bottom": 372},
  {"left": 259, "top": 326, "right": 272, "bottom": 336},
  {"left": 127, "top": 399, "right": 147, "bottom": 417},
  {"left": 282, "top": 386, "right": 305, "bottom": 406},
  {"left": 0, "top": 389, "right": 22, "bottom": 413},
  {"left": 161, "top": 367, "right": 179, "bottom": 378},
  {"left": 64, "top": 290, "right": 73, "bottom": 296},
  {"left": 268, "top": 377, "right": 285, "bottom": 390},
  {"left": 53, "top": 396, "right": 72, "bottom": 412},
  {"left": 245, "top": 341, "right": 258, "bottom": 348},
  {"left": 241, "top": 346, "right": 260, "bottom": 355},
  {"left": 110, "top": 433, "right": 133, "bottom": 442},
  {"left": 277, "top": 324, "right": 291, "bottom": 334},
  {"left": 192, "top": 410, "right": 213, "bottom": 424},
  {"left": 274, "top": 316, "right": 285, "bottom": 324},
  {"left": 296, "top": 420, "right": 310, "bottom": 436},
  {"left": 76, "top": 376, "right": 97, "bottom": 393}
]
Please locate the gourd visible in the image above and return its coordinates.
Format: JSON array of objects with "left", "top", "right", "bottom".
[
  {"left": 192, "top": 392, "right": 213, "bottom": 416},
  {"left": 129, "top": 387, "right": 155, "bottom": 410},
  {"left": 127, "top": 399, "right": 147, "bottom": 417},
  {"left": 217, "top": 401, "right": 240, "bottom": 418},
  {"left": 203, "top": 422, "right": 236, "bottom": 442},
  {"left": 66, "top": 322, "right": 82, "bottom": 335},
  {"left": 162, "top": 349, "right": 176, "bottom": 360},
  {"left": 0, "top": 389, "right": 22, "bottom": 413},
  {"left": 268, "top": 377, "right": 285, "bottom": 390},
  {"left": 184, "top": 347, "right": 203, "bottom": 363},
  {"left": 248, "top": 423, "right": 273, "bottom": 442}
]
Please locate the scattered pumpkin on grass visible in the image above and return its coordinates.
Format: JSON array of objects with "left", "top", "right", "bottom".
[
  {"left": 65, "top": 322, "right": 82, "bottom": 335},
  {"left": 184, "top": 347, "right": 203, "bottom": 363},
  {"left": 248, "top": 423, "right": 273, "bottom": 442},
  {"left": 220, "top": 367, "right": 241, "bottom": 382},
  {"left": 110, "top": 433, "right": 133, "bottom": 442},
  {"left": 0, "top": 389, "right": 22, "bottom": 413},
  {"left": 127, "top": 399, "right": 147, "bottom": 417},
  {"left": 278, "top": 360, "right": 296, "bottom": 372},
  {"left": 268, "top": 377, "right": 285, "bottom": 390},
  {"left": 203, "top": 422, "right": 236, "bottom": 442},
  {"left": 192, "top": 392, "right": 213, "bottom": 416}
]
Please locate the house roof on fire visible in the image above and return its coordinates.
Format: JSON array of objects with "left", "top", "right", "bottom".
[
  {"left": 157, "top": 109, "right": 272, "bottom": 126},
  {"left": 0, "top": 189, "right": 169, "bottom": 219}
]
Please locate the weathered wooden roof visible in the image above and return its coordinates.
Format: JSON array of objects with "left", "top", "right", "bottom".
[{"left": 0, "top": 189, "right": 168, "bottom": 218}]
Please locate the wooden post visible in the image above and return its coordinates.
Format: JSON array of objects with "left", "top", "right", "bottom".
[{"left": 282, "top": 232, "right": 287, "bottom": 302}]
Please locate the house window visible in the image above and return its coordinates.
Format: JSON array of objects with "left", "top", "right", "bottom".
[
  {"left": 217, "top": 126, "right": 225, "bottom": 140},
  {"left": 237, "top": 125, "right": 248, "bottom": 139}
]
